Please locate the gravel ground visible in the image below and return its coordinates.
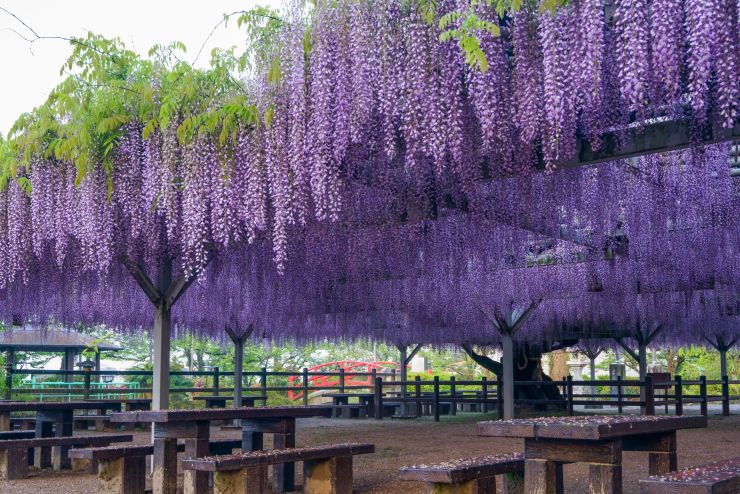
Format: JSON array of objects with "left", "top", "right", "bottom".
[{"left": 1, "top": 413, "right": 738, "bottom": 494}]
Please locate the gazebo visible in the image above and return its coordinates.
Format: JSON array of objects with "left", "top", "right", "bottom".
[{"left": 0, "top": 325, "right": 121, "bottom": 374}]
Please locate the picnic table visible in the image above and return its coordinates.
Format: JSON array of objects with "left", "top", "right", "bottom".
[
  {"left": 0, "top": 400, "right": 124, "bottom": 468},
  {"left": 478, "top": 415, "right": 707, "bottom": 494},
  {"left": 111, "top": 405, "right": 332, "bottom": 494},
  {"left": 326, "top": 392, "right": 375, "bottom": 416},
  {"left": 192, "top": 395, "right": 267, "bottom": 408}
]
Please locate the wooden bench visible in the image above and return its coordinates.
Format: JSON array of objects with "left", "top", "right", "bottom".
[
  {"left": 69, "top": 439, "right": 243, "bottom": 494},
  {"left": 399, "top": 453, "right": 525, "bottom": 494},
  {"left": 331, "top": 404, "right": 368, "bottom": 419},
  {"left": 74, "top": 414, "right": 115, "bottom": 432},
  {"left": 639, "top": 457, "right": 740, "bottom": 493},
  {"left": 182, "top": 443, "right": 374, "bottom": 494},
  {"left": 0, "top": 433, "right": 133, "bottom": 479}
]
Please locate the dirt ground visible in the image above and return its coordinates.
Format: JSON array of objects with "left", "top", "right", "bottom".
[{"left": 1, "top": 412, "right": 738, "bottom": 494}]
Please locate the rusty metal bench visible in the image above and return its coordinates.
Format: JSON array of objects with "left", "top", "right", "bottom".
[
  {"left": 399, "top": 453, "right": 525, "bottom": 494},
  {"left": 639, "top": 457, "right": 740, "bottom": 493},
  {"left": 69, "top": 438, "right": 243, "bottom": 494},
  {"left": 0, "top": 433, "right": 133, "bottom": 479},
  {"left": 181, "top": 443, "right": 374, "bottom": 494}
]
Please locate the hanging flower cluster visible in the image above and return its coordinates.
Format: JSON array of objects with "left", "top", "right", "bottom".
[{"left": 0, "top": 0, "right": 738, "bottom": 346}]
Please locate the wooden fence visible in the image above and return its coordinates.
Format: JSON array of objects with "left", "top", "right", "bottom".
[{"left": 3, "top": 367, "right": 738, "bottom": 420}]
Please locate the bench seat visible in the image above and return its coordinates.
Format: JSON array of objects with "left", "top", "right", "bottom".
[
  {"left": 639, "top": 457, "right": 740, "bottom": 494},
  {"left": 69, "top": 438, "right": 244, "bottom": 494},
  {"left": 182, "top": 443, "right": 374, "bottom": 494},
  {"left": 0, "top": 433, "right": 133, "bottom": 479},
  {"left": 399, "top": 453, "right": 524, "bottom": 494}
]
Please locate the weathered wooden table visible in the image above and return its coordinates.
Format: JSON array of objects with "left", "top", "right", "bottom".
[
  {"left": 192, "top": 395, "right": 267, "bottom": 408},
  {"left": 0, "top": 400, "right": 123, "bottom": 468},
  {"left": 326, "top": 393, "right": 375, "bottom": 416},
  {"left": 111, "top": 405, "right": 332, "bottom": 494},
  {"left": 478, "top": 415, "right": 707, "bottom": 494}
]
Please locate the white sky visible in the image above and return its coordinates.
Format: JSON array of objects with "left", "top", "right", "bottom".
[{"left": 0, "top": 0, "right": 280, "bottom": 137}]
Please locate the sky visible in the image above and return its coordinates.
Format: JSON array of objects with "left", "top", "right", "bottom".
[{"left": 0, "top": 0, "right": 280, "bottom": 137}]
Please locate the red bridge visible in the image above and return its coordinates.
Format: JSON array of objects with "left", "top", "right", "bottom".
[{"left": 288, "top": 360, "right": 396, "bottom": 401}]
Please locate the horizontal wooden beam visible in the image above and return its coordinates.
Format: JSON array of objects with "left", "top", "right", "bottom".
[{"left": 549, "top": 119, "right": 739, "bottom": 170}]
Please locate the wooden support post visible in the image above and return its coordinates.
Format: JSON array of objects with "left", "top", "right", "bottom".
[
  {"left": 374, "top": 377, "right": 383, "bottom": 420},
  {"left": 502, "top": 471, "right": 525, "bottom": 494},
  {"left": 616, "top": 376, "right": 623, "bottom": 414},
  {"left": 481, "top": 376, "right": 489, "bottom": 413},
  {"left": 183, "top": 422, "right": 210, "bottom": 494},
  {"left": 699, "top": 375, "right": 708, "bottom": 417},
  {"left": 566, "top": 376, "right": 574, "bottom": 415},
  {"left": 588, "top": 464, "right": 622, "bottom": 494},
  {"left": 153, "top": 437, "right": 178, "bottom": 494},
  {"left": 497, "top": 374, "right": 504, "bottom": 420},
  {"left": 502, "top": 333, "right": 515, "bottom": 420},
  {"left": 415, "top": 376, "right": 422, "bottom": 418},
  {"left": 3, "top": 351, "right": 13, "bottom": 400},
  {"left": 722, "top": 375, "right": 730, "bottom": 416},
  {"left": 153, "top": 303, "right": 171, "bottom": 411},
  {"left": 261, "top": 366, "right": 268, "bottom": 399},
  {"left": 0, "top": 449, "right": 28, "bottom": 480},
  {"left": 398, "top": 345, "right": 408, "bottom": 416},
  {"left": 303, "top": 367, "right": 309, "bottom": 406},
  {"left": 719, "top": 347, "right": 728, "bottom": 380},
  {"left": 674, "top": 375, "right": 683, "bottom": 416},
  {"left": 450, "top": 376, "right": 457, "bottom": 416},
  {"left": 433, "top": 376, "right": 440, "bottom": 422},
  {"left": 99, "top": 456, "right": 147, "bottom": 494},
  {"left": 304, "top": 456, "right": 353, "bottom": 494},
  {"left": 83, "top": 366, "right": 91, "bottom": 400},
  {"left": 339, "top": 368, "right": 346, "bottom": 393},
  {"left": 638, "top": 343, "right": 648, "bottom": 414},
  {"left": 272, "top": 426, "right": 296, "bottom": 492},
  {"left": 524, "top": 459, "right": 557, "bottom": 494},
  {"left": 213, "top": 366, "right": 220, "bottom": 396},
  {"left": 644, "top": 375, "right": 655, "bottom": 416}
]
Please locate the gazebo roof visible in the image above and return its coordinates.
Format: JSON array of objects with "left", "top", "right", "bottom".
[{"left": 0, "top": 327, "right": 121, "bottom": 352}]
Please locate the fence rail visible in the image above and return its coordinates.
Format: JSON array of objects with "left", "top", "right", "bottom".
[{"left": 2, "top": 367, "right": 738, "bottom": 420}]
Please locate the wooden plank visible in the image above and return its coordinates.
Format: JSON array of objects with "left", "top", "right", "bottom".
[
  {"left": 524, "top": 438, "right": 621, "bottom": 465},
  {"left": 0, "top": 434, "right": 132, "bottom": 449},
  {"left": 398, "top": 454, "right": 524, "bottom": 483},
  {"left": 111, "top": 405, "right": 332, "bottom": 423},
  {"left": 478, "top": 416, "right": 706, "bottom": 440},
  {"left": 153, "top": 438, "right": 178, "bottom": 494},
  {"left": 638, "top": 457, "right": 740, "bottom": 494},
  {"left": 0, "top": 400, "right": 124, "bottom": 412},
  {"left": 181, "top": 443, "right": 374, "bottom": 472}
]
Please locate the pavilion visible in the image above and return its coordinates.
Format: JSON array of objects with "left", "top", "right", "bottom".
[{"left": 0, "top": 325, "right": 121, "bottom": 374}]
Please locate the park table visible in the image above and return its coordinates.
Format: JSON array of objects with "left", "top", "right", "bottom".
[
  {"left": 0, "top": 400, "right": 124, "bottom": 468},
  {"left": 111, "top": 405, "right": 332, "bottom": 494},
  {"left": 192, "top": 394, "right": 267, "bottom": 408},
  {"left": 325, "top": 392, "right": 375, "bottom": 416},
  {"left": 477, "top": 415, "right": 707, "bottom": 494}
]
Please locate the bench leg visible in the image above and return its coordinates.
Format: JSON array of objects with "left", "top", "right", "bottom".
[
  {"left": 648, "top": 452, "right": 677, "bottom": 476},
  {"left": 426, "top": 477, "right": 496, "bottom": 494},
  {"left": 212, "top": 466, "right": 268, "bottom": 494},
  {"left": 153, "top": 438, "right": 179, "bottom": 494},
  {"left": 304, "top": 456, "right": 353, "bottom": 494},
  {"left": 52, "top": 420, "right": 73, "bottom": 470},
  {"left": 71, "top": 456, "right": 98, "bottom": 474},
  {"left": 99, "top": 456, "right": 146, "bottom": 494},
  {"left": 501, "top": 472, "right": 525, "bottom": 494},
  {"left": 273, "top": 432, "right": 295, "bottom": 492},
  {"left": 588, "top": 464, "right": 622, "bottom": 494},
  {"left": 524, "top": 459, "right": 558, "bottom": 494},
  {"left": 34, "top": 421, "right": 53, "bottom": 469},
  {"left": 0, "top": 448, "right": 29, "bottom": 480},
  {"left": 0, "top": 412, "right": 10, "bottom": 431},
  {"left": 183, "top": 437, "right": 210, "bottom": 494}
]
